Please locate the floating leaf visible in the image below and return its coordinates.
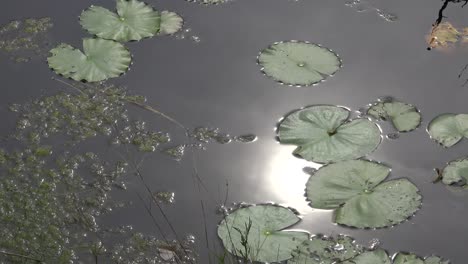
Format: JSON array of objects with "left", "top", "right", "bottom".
[
  {"left": 367, "top": 101, "right": 421, "bottom": 132},
  {"left": 159, "top": 11, "right": 183, "bottom": 35},
  {"left": 288, "top": 235, "right": 363, "bottom": 264},
  {"left": 258, "top": 41, "right": 341, "bottom": 86},
  {"left": 427, "top": 113, "right": 468, "bottom": 147},
  {"left": 217, "top": 204, "right": 309, "bottom": 263},
  {"left": 278, "top": 105, "right": 381, "bottom": 163},
  {"left": 306, "top": 160, "right": 422, "bottom": 228},
  {"left": 342, "top": 249, "right": 392, "bottom": 264},
  {"left": 423, "top": 256, "right": 450, "bottom": 264},
  {"left": 393, "top": 253, "right": 424, "bottom": 264},
  {"left": 440, "top": 157, "right": 468, "bottom": 186},
  {"left": 80, "top": 0, "right": 161, "bottom": 42},
  {"left": 427, "top": 22, "right": 461, "bottom": 49},
  {"left": 47, "top": 38, "right": 131, "bottom": 82}
]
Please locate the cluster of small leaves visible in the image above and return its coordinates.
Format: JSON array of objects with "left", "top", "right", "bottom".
[
  {"left": 114, "top": 120, "right": 170, "bottom": 152},
  {"left": 0, "top": 17, "right": 53, "bottom": 62},
  {"left": 0, "top": 147, "right": 129, "bottom": 263}
]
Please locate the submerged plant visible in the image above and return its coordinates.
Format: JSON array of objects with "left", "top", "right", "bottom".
[
  {"left": 427, "top": 113, "right": 468, "bottom": 147},
  {"left": 258, "top": 41, "right": 341, "bottom": 86},
  {"left": 47, "top": 38, "right": 131, "bottom": 82},
  {"left": 278, "top": 105, "right": 381, "bottom": 163},
  {"left": 306, "top": 159, "right": 422, "bottom": 228},
  {"left": 367, "top": 100, "right": 421, "bottom": 132},
  {"left": 217, "top": 204, "right": 309, "bottom": 263}
]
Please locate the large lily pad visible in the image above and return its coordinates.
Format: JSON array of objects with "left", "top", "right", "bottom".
[
  {"left": 217, "top": 204, "right": 309, "bottom": 263},
  {"left": 440, "top": 157, "right": 468, "bottom": 186},
  {"left": 367, "top": 101, "right": 421, "bottom": 132},
  {"left": 278, "top": 105, "right": 381, "bottom": 163},
  {"left": 47, "top": 38, "right": 131, "bottom": 82},
  {"left": 80, "top": 0, "right": 161, "bottom": 42},
  {"left": 342, "top": 249, "right": 392, "bottom": 264},
  {"left": 427, "top": 113, "right": 468, "bottom": 147},
  {"left": 258, "top": 41, "right": 341, "bottom": 86},
  {"left": 288, "top": 235, "right": 363, "bottom": 264},
  {"left": 306, "top": 159, "right": 422, "bottom": 228}
]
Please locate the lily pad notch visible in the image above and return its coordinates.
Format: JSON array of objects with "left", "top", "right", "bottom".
[
  {"left": 278, "top": 105, "right": 381, "bottom": 163},
  {"left": 305, "top": 159, "right": 422, "bottom": 228},
  {"left": 79, "top": 0, "right": 184, "bottom": 42},
  {"left": 217, "top": 204, "right": 309, "bottom": 263},
  {"left": 258, "top": 41, "right": 342, "bottom": 86},
  {"left": 367, "top": 99, "right": 422, "bottom": 133}
]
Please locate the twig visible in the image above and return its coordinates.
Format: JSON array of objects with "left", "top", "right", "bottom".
[{"left": 0, "top": 250, "right": 42, "bottom": 263}]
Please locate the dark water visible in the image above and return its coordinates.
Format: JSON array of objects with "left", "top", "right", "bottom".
[{"left": 1, "top": 0, "right": 468, "bottom": 263}]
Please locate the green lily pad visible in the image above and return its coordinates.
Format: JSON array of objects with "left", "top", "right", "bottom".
[
  {"left": 47, "top": 38, "right": 131, "bottom": 82},
  {"left": 423, "top": 256, "right": 450, "bottom": 264},
  {"left": 427, "top": 113, "right": 468, "bottom": 147},
  {"left": 393, "top": 253, "right": 424, "bottom": 264},
  {"left": 217, "top": 204, "right": 309, "bottom": 263},
  {"left": 306, "top": 159, "right": 422, "bottom": 228},
  {"left": 367, "top": 101, "right": 421, "bottom": 132},
  {"left": 258, "top": 41, "right": 341, "bottom": 86},
  {"left": 80, "top": 0, "right": 161, "bottom": 42},
  {"left": 288, "top": 235, "right": 363, "bottom": 264},
  {"left": 440, "top": 157, "right": 468, "bottom": 186},
  {"left": 159, "top": 11, "right": 183, "bottom": 35},
  {"left": 278, "top": 105, "right": 381, "bottom": 163},
  {"left": 342, "top": 249, "right": 392, "bottom": 264}
]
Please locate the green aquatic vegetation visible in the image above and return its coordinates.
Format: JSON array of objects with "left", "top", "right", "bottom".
[
  {"left": 367, "top": 100, "right": 421, "bottom": 132},
  {"left": 217, "top": 204, "right": 309, "bottom": 263},
  {"left": 393, "top": 253, "right": 450, "bottom": 264},
  {"left": 306, "top": 159, "right": 422, "bottom": 228},
  {"left": 159, "top": 11, "right": 184, "bottom": 35},
  {"left": 114, "top": 120, "right": 170, "bottom": 152},
  {"left": 258, "top": 41, "right": 341, "bottom": 86},
  {"left": 80, "top": 0, "right": 163, "bottom": 42},
  {"left": 342, "top": 249, "right": 392, "bottom": 264},
  {"left": 278, "top": 105, "right": 381, "bottom": 163},
  {"left": 427, "top": 113, "right": 468, "bottom": 147},
  {"left": 0, "top": 17, "right": 53, "bottom": 62},
  {"left": 288, "top": 235, "right": 363, "bottom": 264},
  {"left": 437, "top": 157, "right": 468, "bottom": 187},
  {"left": 47, "top": 38, "right": 131, "bottom": 82}
]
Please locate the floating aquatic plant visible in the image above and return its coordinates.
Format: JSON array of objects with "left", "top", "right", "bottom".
[
  {"left": 427, "top": 22, "right": 461, "bottom": 49},
  {"left": 437, "top": 157, "right": 468, "bottom": 187},
  {"left": 288, "top": 235, "right": 363, "bottom": 264},
  {"left": 342, "top": 249, "right": 392, "bottom": 264},
  {"left": 278, "top": 105, "right": 381, "bottom": 163},
  {"left": 159, "top": 11, "right": 184, "bottom": 35},
  {"left": 427, "top": 113, "right": 468, "bottom": 147},
  {"left": 47, "top": 38, "right": 131, "bottom": 82},
  {"left": 393, "top": 253, "right": 450, "bottom": 264},
  {"left": 258, "top": 41, "right": 341, "bottom": 86},
  {"left": 367, "top": 100, "right": 421, "bottom": 132},
  {"left": 80, "top": 0, "right": 161, "bottom": 42},
  {"left": 306, "top": 159, "right": 422, "bottom": 228},
  {"left": 217, "top": 204, "right": 309, "bottom": 263}
]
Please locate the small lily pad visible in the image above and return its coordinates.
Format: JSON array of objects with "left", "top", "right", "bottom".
[
  {"left": 258, "top": 41, "right": 341, "bottom": 86},
  {"left": 427, "top": 113, "right": 468, "bottom": 147},
  {"left": 159, "top": 11, "right": 183, "bottom": 35},
  {"left": 80, "top": 0, "right": 161, "bottom": 42},
  {"left": 217, "top": 204, "right": 309, "bottom": 263},
  {"left": 288, "top": 235, "right": 363, "bottom": 264},
  {"left": 423, "top": 256, "right": 450, "bottom": 264},
  {"left": 306, "top": 159, "right": 422, "bottom": 228},
  {"left": 278, "top": 105, "right": 381, "bottom": 163},
  {"left": 440, "top": 157, "right": 468, "bottom": 186},
  {"left": 367, "top": 101, "right": 421, "bottom": 132},
  {"left": 342, "top": 249, "right": 392, "bottom": 264},
  {"left": 47, "top": 38, "right": 131, "bottom": 82},
  {"left": 393, "top": 253, "right": 424, "bottom": 264}
]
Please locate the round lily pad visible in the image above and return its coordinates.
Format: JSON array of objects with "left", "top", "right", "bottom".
[
  {"left": 393, "top": 253, "right": 424, "bottom": 264},
  {"left": 427, "top": 113, "right": 468, "bottom": 147},
  {"left": 159, "top": 11, "right": 183, "bottom": 35},
  {"left": 258, "top": 41, "right": 341, "bottom": 86},
  {"left": 278, "top": 105, "right": 381, "bottom": 163},
  {"left": 440, "top": 157, "right": 468, "bottom": 186},
  {"left": 342, "top": 249, "right": 392, "bottom": 264},
  {"left": 367, "top": 101, "right": 421, "bottom": 132},
  {"left": 47, "top": 38, "right": 131, "bottom": 82},
  {"left": 80, "top": 0, "right": 161, "bottom": 42},
  {"left": 306, "top": 159, "right": 422, "bottom": 228},
  {"left": 423, "top": 256, "right": 450, "bottom": 264},
  {"left": 288, "top": 235, "right": 362, "bottom": 264},
  {"left": 217, "top": 204, "right": 309, "bottom": 263}
]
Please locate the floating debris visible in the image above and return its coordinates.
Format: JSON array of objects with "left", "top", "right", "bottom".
[
  {"left": 0, "top": 17, "right": 53, "bottom": 62},
  {"left": 234, "top": 134, "right": 257, "bottom": 143},
  {"left": 163, "top": 145, "right": 186, "bottom": 161},
  {"left": 426, "top": 22, "right": 468, "bottom": 50},
  {"left": 344, "top": 0, "right": 397, "bottom": 22},
  {"left": 185, "top": 0, "right": 232, "bottom": 5},
  {"left": 153, "top": 191, "right": 175, "bottom": 204}
]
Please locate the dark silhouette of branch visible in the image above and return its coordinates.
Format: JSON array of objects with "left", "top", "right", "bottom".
[{"left": 434, "top": 0, "right": 468, "bottom": 27}]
